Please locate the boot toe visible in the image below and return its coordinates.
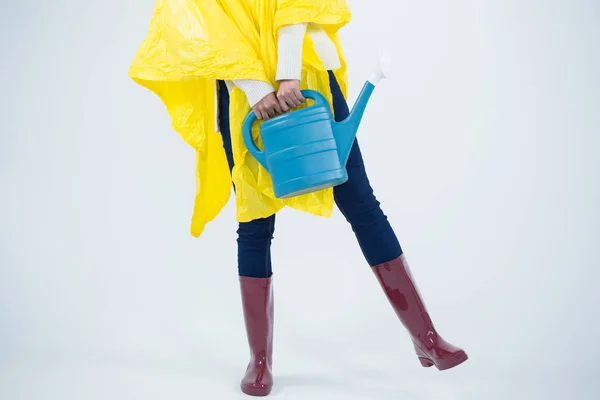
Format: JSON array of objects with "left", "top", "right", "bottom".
[
  {"left": 435, "top": 349, "right": 468, "bottom": 371},
  {"left": 415, "top": 339, "right": 469, "bottom": 371},
  {"left": 241, "top": 382, "right": 272, "bottom": 397}
]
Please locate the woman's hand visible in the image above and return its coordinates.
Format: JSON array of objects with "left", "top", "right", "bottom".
[
  {"left": 253, "top": 93, "right": 283, "bottom": 120},
  {"left": 277, "top": 79, "right": 306, "bottom": 112}
]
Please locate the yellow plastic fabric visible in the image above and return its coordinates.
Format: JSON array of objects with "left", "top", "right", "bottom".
[{"left": 129, "top": 0, "right": 352, "bottom": 237}]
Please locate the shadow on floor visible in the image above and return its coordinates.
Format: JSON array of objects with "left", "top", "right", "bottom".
[{"left": 270, "top": 372, "right": 421, "bottom": 399}]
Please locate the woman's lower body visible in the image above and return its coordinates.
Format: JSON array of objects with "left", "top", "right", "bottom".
[{"left": 218, "top": 72, "right": 467, "bottom": 396}]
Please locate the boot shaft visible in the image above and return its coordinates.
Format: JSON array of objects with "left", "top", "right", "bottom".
[
  {"left": 239, "top": 276, "right": 274, "bottom": 366},
  {"left": 372, "top": 255, "right": 435, "bottom": 340}
]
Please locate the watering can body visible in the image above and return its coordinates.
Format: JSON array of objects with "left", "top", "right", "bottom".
[{"left": 242, "top": 82, "right": 376, "bottom": 199}]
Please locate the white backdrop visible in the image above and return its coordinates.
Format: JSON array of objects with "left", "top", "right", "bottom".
[{"left": 1, "top": 1, "right": 599, "bottom": 399}]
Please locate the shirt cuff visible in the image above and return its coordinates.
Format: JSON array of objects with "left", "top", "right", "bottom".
[
  {"left": 232, "top": 79, "right": 275, "bottom": 107},
  {"left": 276, "top": 23, "right": 308, "bottom": 81}
]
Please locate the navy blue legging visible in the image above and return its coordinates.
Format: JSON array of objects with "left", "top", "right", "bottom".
[{"left": 218, "top": 72, "right": 402, "bottom": 278}]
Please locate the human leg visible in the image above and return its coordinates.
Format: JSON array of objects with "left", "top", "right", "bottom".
[
  {"left": 327, "top": 72, "right": 468, "bottom": 371},
  {"left": 218, "top": 81, "right": 275, "bottom": 395},
  {"left": 328, "top": 71, "right": 402, "bottom": 266}
]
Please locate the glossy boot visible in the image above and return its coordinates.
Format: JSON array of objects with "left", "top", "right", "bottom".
[
  {"left": 239, "top": 276, "right": 274, "bottom": 396},
  {"left": 372, "top": 254, "right": 468, "bottom": 371}
]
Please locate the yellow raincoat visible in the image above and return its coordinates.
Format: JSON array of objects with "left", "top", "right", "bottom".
[{"left": 129, "top": 0, "right": 352, "bottom": 237}]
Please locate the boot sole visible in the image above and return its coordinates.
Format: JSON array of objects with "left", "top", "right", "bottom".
[
  {"left": 419, "top": 350, "right": 468, "bottom": 371},
  {"left": 241, "top": 384, "right": 272, "bottom": 397}
]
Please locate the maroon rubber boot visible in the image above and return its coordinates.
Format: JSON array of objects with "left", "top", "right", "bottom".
[
  {"left": 239, "top": 276, "right": 274, "bottom": 396},
  {"left": 372, "top": 254, "right": 468, "bottom": 370}
]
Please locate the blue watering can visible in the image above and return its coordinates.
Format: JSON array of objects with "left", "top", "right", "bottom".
[{"left": 242, "top": 57, "right": 391, "bottom": 199}]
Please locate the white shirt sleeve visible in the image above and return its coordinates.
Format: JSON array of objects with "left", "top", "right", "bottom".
[
  {"left": 228, "top": 22, "right": 318, "bottom": 106},
  {"left": 231, "top": 79, "right": 275, "bottom": 107},
  {"left": 306, "top": 23, "right": 341, "bottom": 70},
  {"left": 276, "top": 23, "right": 308, "bottom": 81}
]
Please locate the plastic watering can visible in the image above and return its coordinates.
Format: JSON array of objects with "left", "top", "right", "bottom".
[{"left": 242, "top": 56, "right": 391, "bottom": 199}]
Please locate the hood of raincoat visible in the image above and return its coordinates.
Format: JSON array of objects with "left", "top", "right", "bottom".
[{"left": 129, "top": 0, "right": 352, "bottom": 237}]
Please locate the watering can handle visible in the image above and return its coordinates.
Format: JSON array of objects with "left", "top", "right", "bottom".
[
  {"left": 242, "top": 111, "right": 268, "bottom": 169},
  {"left": 242, "top": 90, "right": 328, "bottom": 169},
  {"left": 300, "top": 90, "right": 329, "bottom": 107}
]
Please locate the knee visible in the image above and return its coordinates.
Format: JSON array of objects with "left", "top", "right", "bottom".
[
  {"left": 335, "top": 179, "right": 387, "bottom": 232},
  {"left": 237, "top": 216, "right": 275, "bottom": 243},
  {"left": 340, "top": 196, "right": 388, "bottom": 233}
]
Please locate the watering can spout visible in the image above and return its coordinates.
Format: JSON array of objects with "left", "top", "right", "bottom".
[{"left": 334, "top": 55, "right": 392, "bottom": 165}]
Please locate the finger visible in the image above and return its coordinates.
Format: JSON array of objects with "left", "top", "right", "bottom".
[
  {"left": 278, "top": 97, "right": 290, "bottom": 112},
  {"left": 280, "top": 93, "right": 297, "bottom": 109},
  {"left": 281, "top": 92, "right": 300, "bottom": 108},
  {"left": 272, "top": 100, "right": 284, "bottom": 115},
  {"left": 265, "top": 107, "right": 277, "bottom": 119},
  {"left": 285, "top": 96, "right": 301, "bottom": 108},
  {"left": 287, "top": 98, "right": 300, "bottom": 109},
  {"left": 294, "top": 90, "right": 306, "bottom": 104},
  {"left": 255, "top": 108, "right": 265, "bottom": 120}
]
